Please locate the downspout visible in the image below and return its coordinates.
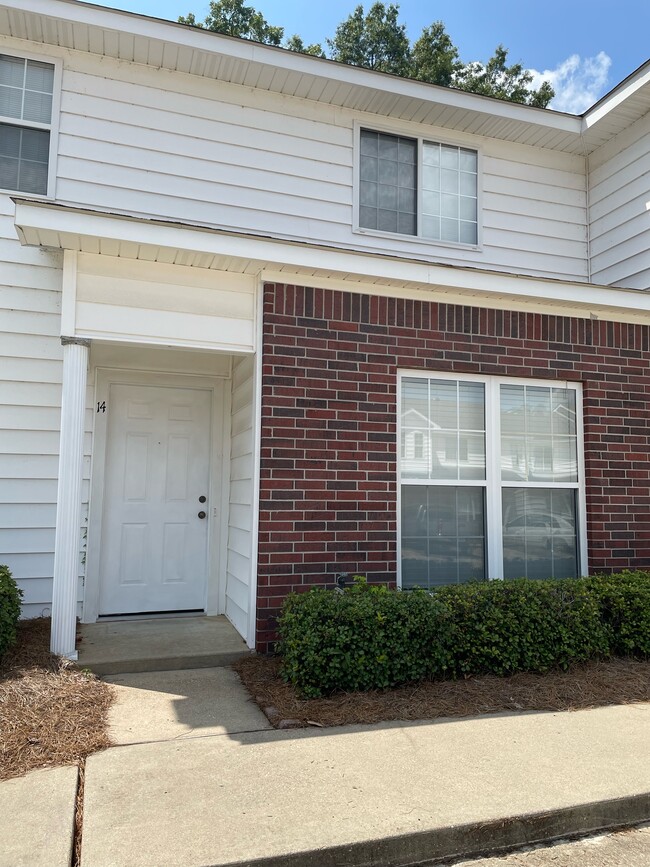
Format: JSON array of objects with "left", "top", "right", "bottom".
[{"left": 580, "top": 120, "right": 592, "bottom": 283}]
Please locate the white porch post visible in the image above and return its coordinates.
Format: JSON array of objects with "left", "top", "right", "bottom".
[{"left": 51, "top": 336, "right": 90, "bottom": 658}]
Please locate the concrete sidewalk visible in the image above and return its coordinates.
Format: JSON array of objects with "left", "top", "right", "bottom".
[
  {"left": 3, "top": 665, "right": 647, "bottom": 867},
  {"left": 79, "top": 688, "right": 650, "bottom": 867}
]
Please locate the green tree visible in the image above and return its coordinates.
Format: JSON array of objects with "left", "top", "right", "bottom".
[
  {"left": 411, "top": 21, "right": 460, "bottom": 87},
  {"left": 178, "top": 2, "right": 555, "bottom": 107},
  {"left": 453, "top": 45, "right": 554, "bottom": 107},
  {"left": 327, "top": 3, "right": 411, "bottom": 76},
  {"left": 285, "top": 34, "right": 326, "bottom": 58},
  {"left": 179, "top": 0, "right": 284, "bottom": 45}
]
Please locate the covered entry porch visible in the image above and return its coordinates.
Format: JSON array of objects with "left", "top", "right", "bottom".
[{"left": 15, "top": 201, "right": 262, "bottom": 659}]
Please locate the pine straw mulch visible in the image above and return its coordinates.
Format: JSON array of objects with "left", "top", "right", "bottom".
[
  {"left": 233, "top": 654, "right": 650, "bottom": 728},
  {"left": 0, "top": 618, "right": 113, "bottom": 782}
]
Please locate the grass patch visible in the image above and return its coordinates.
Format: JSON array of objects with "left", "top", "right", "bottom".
[{"left": 0, "top": 618, "right": 113, "bottom": 781}]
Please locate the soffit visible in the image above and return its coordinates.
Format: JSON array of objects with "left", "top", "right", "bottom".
[
  {"left": 2, "top": 0, "right": 589, "bottom": 154},
  {"left": 14, "top": 199, "right": 650, "bottom": 325}
]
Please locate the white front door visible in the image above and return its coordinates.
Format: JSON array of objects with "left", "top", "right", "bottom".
[{"left": 98, "top": 383, "right": 212, "bottom": 615}]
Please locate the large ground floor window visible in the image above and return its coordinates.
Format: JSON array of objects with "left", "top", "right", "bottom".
[{"left": 399, "top": 372, "right": 585, "bottom": 588}]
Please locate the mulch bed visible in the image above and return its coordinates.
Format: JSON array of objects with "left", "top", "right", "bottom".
[
  {"left": 0, "top": 619, "right": 113, "bottom": 781},
  {"left": 233, "top": 654, "right": 650, "bottom": 729}
]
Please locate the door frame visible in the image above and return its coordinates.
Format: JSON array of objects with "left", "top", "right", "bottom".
[{"left": 83, "top": 366, "right": 230, "bottom": 623}]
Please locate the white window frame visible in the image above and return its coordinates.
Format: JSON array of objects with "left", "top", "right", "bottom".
[
  {"left": 353, "top": 121, "right": 482, "bottom": 251},
  {"left": 396, "top": 369, "right": 587, "bottom": 587},
  {"left": 0, "top": 48, "right": 62, "bottom": 199}
]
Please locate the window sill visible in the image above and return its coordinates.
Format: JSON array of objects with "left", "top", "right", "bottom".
[{"left": 353, "top": 225, "right": 482, "bottom": 254}]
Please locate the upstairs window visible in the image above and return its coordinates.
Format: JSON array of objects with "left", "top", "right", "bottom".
[
  {"left": 0, "top": 54, "right": 56, "bottom": 196},
  {"left": 359, "top": 129, "right": 478, "bottom": 246}
]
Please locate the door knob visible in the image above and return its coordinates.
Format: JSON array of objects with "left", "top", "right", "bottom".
[
  {"left": 199, "top": 495, "right": 207, "bottom": 503},
  {"left": 198, "top": 511, "right": 206, "bottom": 519}
]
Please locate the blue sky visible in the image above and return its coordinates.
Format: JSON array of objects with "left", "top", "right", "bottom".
[{"left": 89, "top": 0, "right": 648, "bottom": 113}]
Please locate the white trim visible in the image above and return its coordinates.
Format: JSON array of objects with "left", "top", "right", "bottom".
[
  {"left": 51, "top": 339, "right": 89, "bottom": 658},
  {"left": 9, "top": 0, "right": 581, "bottom": 132},
  {"left": 0, "top": 47, "right": 62, "bottom": 200},
  {"left": 397, "top": 369, "right": 586, "bottom": 587},
  {"left": 15, "top": 200, "right": 650, "bottom": 325},
  {"left": 84, "top": 367, "right": 227, "bottom": 624},
  {"left": 60, "top": 249, "right": 77, "bottom": 336},
  {"left": 246, "top": 281, "right": 264, "bottom": 649}
]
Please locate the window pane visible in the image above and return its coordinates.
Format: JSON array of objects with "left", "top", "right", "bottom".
[
  {"left": 422, "top": 190, "right": 440, "bottom": 216},
  {"left": 440, "top": 144, "right": 459, "bottom": 168},
  {"left": 422, "top": 215, "right": 440, "bottom": 239},
  {"left": 23, "top": 90, "right": 52, "bottom": 124},
  {"left": 18, "top": 158, "right": 48, "bottom": 195},
  {"left": 552, "top": 388, "right": 576, "bottom": 435},
  {"left": 358, "top": 205, "right": 377, "bottom": 229},
  {"left": 460, "top": 221, "right": 478, "bottom": 245},
  {"left": 440, "top": 218, "right": 459, "bottom": 242},
  {"left": 402, "top": 378, "right": 486, "bottom": 482},
  {"left": 0, "top": 56, "right": 54, "bottom": 123},
  {"left": 459, "top": 382, "right": 485, "bottom": 430},
  {"left": 460, "top": 171, "right": 477, "bottom": 196},
  {"left": 0, "top": 123, "right": 49, "bottom": 194},
  {"left": 0, "top": 55, "right": 25, "bottom": 88},
  {"left": 441, "top": 193, "right": 459, "bottom": 219},
  {"left": 459, "top": 148, "right": 477, "bottom": 171},
  {"left": 441, "top": 168, "right": 458, "bottom": 194},
  {"left": 25, "top": 60, "right": 54, "bottom": 95},
  {"left": 359, "top": 129, "right": 417, "bottom": 236},
  {"left": 430, "top": 379, "right": 458, "bottom": 429},
  {"left": 459, "top": 196, "right": 477, "bottom": 222},
  {"left": 0, "top": 155, "right": 18, "bottom": 190},
  {"left": 501, "top": 385, "right": 578, "bottom": 483},
  {"left": 423, "top": 142, "right": 440, "bottom": 165},
  {"left": 502, "top": 488, "right": 578, "bottom": 579},
  {"left": 401, "top": 486, "right": 485, "bottom": 588},
  {"left": 459, "top": 433, "right": 486, "bottom": 479},
  {"left": 0, "top": 85, "right": 22, "bottom": 119}
]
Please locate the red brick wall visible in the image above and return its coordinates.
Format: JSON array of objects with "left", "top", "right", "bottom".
[{"left": 256, "top": 282, "right": 650, "bottom": 650}]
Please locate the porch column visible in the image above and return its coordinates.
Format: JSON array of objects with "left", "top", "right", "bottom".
[{"left": 51, "top": 337, "right": 90, "bottom": 658}]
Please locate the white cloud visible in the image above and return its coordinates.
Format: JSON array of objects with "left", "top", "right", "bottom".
[{"left": 529, "top": 51, "right": 612, "bottom": 114}]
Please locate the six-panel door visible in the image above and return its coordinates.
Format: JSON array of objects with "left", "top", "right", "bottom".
[{"left": 98, "top": 383, "right": 212, "bottom": 615}]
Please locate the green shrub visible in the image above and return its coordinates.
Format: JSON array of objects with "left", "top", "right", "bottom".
[
  {"left": 584, "top": 571, "right": 650, "bottom": 656},
  {"left": 277, "top": 572, "right": 650, "bottom": 697},
  {"left": 0, "top": 565, "right": 22, "bottom": 659}
]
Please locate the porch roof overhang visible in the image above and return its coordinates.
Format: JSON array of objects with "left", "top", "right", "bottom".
[
  {"left": 3, "top": 0, "right": 649, "bottom": 156},
  {"left": 15, "top": 198, "right": 650, "bottom": 326}
]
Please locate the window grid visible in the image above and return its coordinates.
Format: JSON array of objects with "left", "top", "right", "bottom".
[
  {"left": 0, "top": 53, "right": 55, "bottom": 197},
  {"left": 359, "top": 127, "right": 479, "bottom": 247},
  {"left": 398, "top": 372, "right": 584, "bottom": 589}
]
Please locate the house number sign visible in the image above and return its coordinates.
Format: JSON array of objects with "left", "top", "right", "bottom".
[{"left": 96, "top": 401, "right": 106, "bottom": 413}]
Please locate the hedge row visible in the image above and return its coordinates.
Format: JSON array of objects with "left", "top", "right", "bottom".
[
  {"left": 277, "top": 572, "right": 650, "bottom": 697},
  {"left": 0, "top": 565, "right": 22, "bottom": 659}
]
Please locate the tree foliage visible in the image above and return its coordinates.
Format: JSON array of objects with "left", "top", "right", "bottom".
[
  {"left": 328, "top": 3, "right": 411, "bottom": 77},
  {"left": 179, "top": 0, "right": 555, "bottom": 108},
  {"left": 179, "top": 0, "right": 283, "bottom": 45},
  {"left": 454, "top": 44, "right": 554, "bottom": 107}
]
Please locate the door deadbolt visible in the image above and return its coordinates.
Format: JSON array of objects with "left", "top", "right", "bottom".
[
  {"left": 198, "top": 511, "right": 207, "bottom": 519},
  {"left": 199, "top": 495, "right": 207, "bottom": 503}
]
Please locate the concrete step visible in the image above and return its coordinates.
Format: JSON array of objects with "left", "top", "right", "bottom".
[{"left": 77, "top": 615, "right": 250, "bottom": 676}]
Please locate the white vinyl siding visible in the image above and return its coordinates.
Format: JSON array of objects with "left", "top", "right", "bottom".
[
  {"left": 31, "top": 48, "right": 590, "bottom": 282},
  {"left": 225, "top": 354, "right": 255, "bottom": 640},
  {"left": 0, "top": 202, "right": 87, "bottom": 616},
  {"left": 589, "top": 111, "right": 650, "bottom": 289}
]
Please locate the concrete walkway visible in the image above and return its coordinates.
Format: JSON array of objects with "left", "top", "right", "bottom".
[
  {"left": 0, "top": 765, "right": 78, "bottom": 867},
  {"left": 79, "top": 683, "right": 650, "bottom": 867},
  {"left": 3, "top": 666, "right": 648, "bottom": 867}
]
